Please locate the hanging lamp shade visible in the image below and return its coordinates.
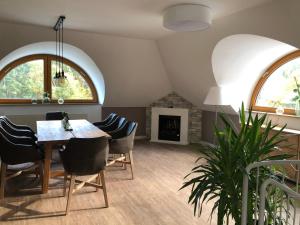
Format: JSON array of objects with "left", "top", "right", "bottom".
[{"left": 163, "top": 4, "right": 212, "bottom": 32}]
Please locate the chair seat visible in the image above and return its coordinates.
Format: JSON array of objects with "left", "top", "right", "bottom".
[{"left": 7, "top": 162, "right": 36, "bottom": 171}]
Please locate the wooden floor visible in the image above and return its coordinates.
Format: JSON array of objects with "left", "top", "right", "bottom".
[{"left": 0, "top": 140, "right": 217, "bottom": 225}]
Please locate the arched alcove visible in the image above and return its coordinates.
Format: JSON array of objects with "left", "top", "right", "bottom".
[
  {"left": 0, "top": 42, "right": 105, "bottom": 104},
  {"left": 211, "top": 34, "right": 297, "bottom": 112}
]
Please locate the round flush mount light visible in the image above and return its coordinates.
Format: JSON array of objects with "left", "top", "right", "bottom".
[{"left": 163, "top": 4, "right": 212, "bottom": 32}]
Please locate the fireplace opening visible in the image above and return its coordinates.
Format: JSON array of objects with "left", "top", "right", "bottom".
[{"left": 158, "top": 115, "right": 181, "bottom": 141}]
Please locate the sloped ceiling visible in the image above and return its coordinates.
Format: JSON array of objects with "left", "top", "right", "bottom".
[
  {"left": 157, "top": 0, "right": 300, "bottom": 111},
  {"left": 0, "top": 0, "right": 272, "bottom": 39}
]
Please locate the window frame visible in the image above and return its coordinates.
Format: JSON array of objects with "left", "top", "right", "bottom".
[
  {"left": 250, "top": 50, "right": 300, "bottom": 115},
  {"left": 0, "top": 54, "right": 98, "bottom": 104}
]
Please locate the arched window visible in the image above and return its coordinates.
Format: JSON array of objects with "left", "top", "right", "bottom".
[
  {"left": 251, "top": 50, "right": 300, "bottom": 115},
  {"left": 0, "top": 54, "right": 98, "bottom": 104}
]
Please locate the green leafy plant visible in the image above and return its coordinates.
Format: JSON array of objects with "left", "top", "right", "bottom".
[
  {"left": 292, "top": 76, "right": 300, "bottom": 102},
  {"left": 181, "top": 103, "right": 289, "bottom": 225}
]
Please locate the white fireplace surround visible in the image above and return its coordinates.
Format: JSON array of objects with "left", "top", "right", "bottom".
[{"left": 150, "top": 107, "right": 189, "bottom": 145}]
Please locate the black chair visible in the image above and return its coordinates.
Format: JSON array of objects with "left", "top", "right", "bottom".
[
  {"left": 59, "top": 137, "right": 109, "bottom": 214},
  {"left": 0, "top": 129, "right": 44, "bottom": 199},
  {"left": 99, "top": 117, "right": 127, "bottom": 133},
  {"left": 108, "top": 121, "right": 138, "bottom": 179},
  {"left": 45, "top": 112, "right": 64, "bottom": 120},
  {"left": 0, "top": 118, "right": 37, "bottom": 141},
  {"left": 93, "top": 113, "right": 117, "bottom": 127}
]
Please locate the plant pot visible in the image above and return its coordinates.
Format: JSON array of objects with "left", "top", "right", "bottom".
[{"left": 42, "top": 97, "right": 51, "bottom": 104}]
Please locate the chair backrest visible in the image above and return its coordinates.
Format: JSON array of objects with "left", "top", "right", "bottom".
[
  {"left": 0, "top": 124, "right": 34, "bottom": 145},
  {"left": 125, "top": 121, "right": 137, "bottom": 150},
  {"left": 126, "top": 121, "right": 137, "bottom": 137},
  {"left": 0, "top": 116, "right": 33, "bottom": 132},
  {"left": 117, "top": 117, "right": 127, "bottom": 129},
  {"left": 45, "top": 111, "right": 64, "bottom": 120},
  {"left": 1, "top": 116, "right": 19, "bottom": 128},
  {"left": 0, "top": 118, "right": 20, "bottom": 135},
  {"left": 103, "top": 113, "right": 117, "bottom": 124},
  {"left": 0, "top": 118, "right": 35, "bottom": 139},
  {"left": 109, "top": 121, "right": 138, "bottom": 154},
  {"left": 0, "top": 129, "right": 41, "bottom": 164},
  {"left": 93, "top": 113, "right": 118, "bottom": 127},
  {"left": 59, "top": 137, "right": 109, "bottom": 175},
  {"left": 102, "top": 117, "right": 127, "bottom": 132}
]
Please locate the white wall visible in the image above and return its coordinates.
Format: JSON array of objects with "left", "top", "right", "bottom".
[
  {"left": 0, "top": 105, "right": 101, "bottom": 131},
  {"left": 0, "top": 21, "right": 172, "bottom": 107}
]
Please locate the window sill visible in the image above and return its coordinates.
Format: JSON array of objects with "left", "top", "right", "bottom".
[{"left": 252, "top": 111, "right": 300, "bottom": 118}]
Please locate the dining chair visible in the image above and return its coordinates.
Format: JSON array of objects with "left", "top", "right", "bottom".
[
  {"left": 93, "top": 113, "right": 118, "bottom": 127},
  {"left": 108, "top": 121, "right": 138, "bottom": 179},
  {"left": 45, "top": 111, "right": 64, "bottom": 120},
  {"left": 59, "top": 137, "right": 109, "bottom": 214},
  {"left": 99, "top": 117, "right": 127, "bottom": 133},
  {"left": 0, "top": 129, "right": 44, "bottom": 199}
]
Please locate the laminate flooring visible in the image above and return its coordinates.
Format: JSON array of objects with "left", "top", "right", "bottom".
[{"left": 0, "top": 140, "right": 217, "bottom": 225}]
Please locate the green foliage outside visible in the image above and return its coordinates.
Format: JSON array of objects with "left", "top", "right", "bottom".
[
  {"left": 51, "top": 61, "right": 93, "bottom": 100},
  {"left": 0, "top": 59, "right": 93, "bottom": 100},
  {"left": 0, "top": 60, "right": 44, "bottom": 99},
  {"left": 257, "top": 58, "right": 300, "bottom": 109}
]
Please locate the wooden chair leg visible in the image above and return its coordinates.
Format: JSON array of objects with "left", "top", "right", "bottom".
[
  {"left": 63, "top": 172, "right": 68, "bottom": 197},
  {"left": 66, "top": 174, "right": 75, "bottom": 215},
  {"left": 100, "top": 170, "right": 108, "bottom": 208},
  {"left": 38, "top": 161, "right": 44, "bottom": 192},
  {"left": 123, "top": 154, "right": 127, "bottom": 170},
  {"left": 120, "top": 154, "right": 124, "bottom": 168},
  {"left": 34, "top": 167, "right": 39, "bottom": 178},
  {"left": 0, "top": 162, "right": 7, "bottom": 199},
  {"left": 96, "top": 173, "right": 101, "bottom": 192},
  {"left": 128, "top": 150, "right": 134, "bottom": 180}
]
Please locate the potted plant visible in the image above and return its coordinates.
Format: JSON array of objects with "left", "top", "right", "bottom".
[
  {"left": 42, "top": 92, "right": 51, "bottom": 104},
  {"left": 181, "top": 103, "right": 289, "bottom": 225},
  {"left": 61, "top": 112, "right": 72, "bottom": 131},
  {"left": 292, "top": 76, "right": 300, "bottom": 116}
]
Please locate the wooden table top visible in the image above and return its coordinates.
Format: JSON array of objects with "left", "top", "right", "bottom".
[
  {"left": 37, "top": 119, "right": 110, "bottom": 143},
  {"left": 69, "top": 119, "right": 110, "bottom": 138}
]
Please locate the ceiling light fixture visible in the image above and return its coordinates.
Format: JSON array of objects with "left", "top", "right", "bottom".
[
  {"left": 53, "top": 16, "right": 67, "bottom": 86},
  {"left": 163, "top": 4, "right": 212, "bottom": 32}
]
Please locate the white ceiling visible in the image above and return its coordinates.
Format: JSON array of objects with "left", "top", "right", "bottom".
[{"left": 0, "top": 0, "right": 272, "bottom": 39}]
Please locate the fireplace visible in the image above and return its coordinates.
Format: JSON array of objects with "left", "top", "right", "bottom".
[
  {"left": 151, "top": 107, "right": 189, "bottom": 145},
  {"left": 158, "top": 115, "right": 181, "bottom": 141}
]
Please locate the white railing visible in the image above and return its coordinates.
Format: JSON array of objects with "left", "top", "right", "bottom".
[{"left": 241, "top": 160, "right": 300, "bottom": 225}]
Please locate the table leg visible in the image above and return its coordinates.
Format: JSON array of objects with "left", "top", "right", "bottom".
[{"left": 42, "top": 143, "right": 52, "bottom": 194}]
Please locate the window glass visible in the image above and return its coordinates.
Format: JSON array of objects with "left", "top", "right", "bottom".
[
  {"left": 51, "top": 61, "right": 93, "bottom": 100},
  {"left": 256, "top": 57, "right": 300, "bottom": 109},
  {"left": 0, "top": 60, "right": 44, "bottom": 99}
]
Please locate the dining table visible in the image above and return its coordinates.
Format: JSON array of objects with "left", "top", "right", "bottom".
[{"left": 36, "top": 119, "right": 110, "bottom": 194}]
